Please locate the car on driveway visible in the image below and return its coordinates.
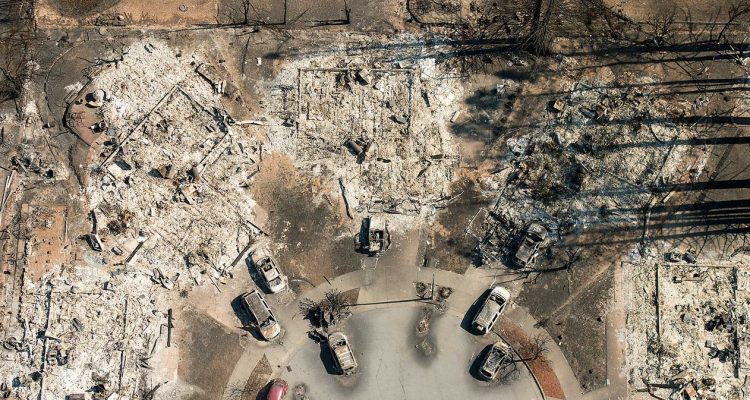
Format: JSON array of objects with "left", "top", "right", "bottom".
[
  {"left": 328, "top": 332, "right": 358, "bottom": 375},
  {"left": 356, "top": 215, "right": 391, "bottom": 255},
  {"left": 513, "top": 223, "right": 547, "bottom": 267},
  {"left": 241, "top": 289, "right": 281, "bottom": 340},
  {"left": 472, "top": 286, "right": 511, "bottom": 334},
  {"left": 252, "top": 249, "right": 287, "bottom": 293},
  {"left": 478, "top": 341, "right": 513, "bottom": 380},
  {"left": 266, "top": 378, "right": 288, "bottom": 400}
]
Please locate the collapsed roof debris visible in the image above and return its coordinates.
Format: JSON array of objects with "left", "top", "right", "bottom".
[
  {"left": 265, "top": 54, "right": 463, "bottom": 217},
  {"left": 625, "top": 261, "right": 750, "bottom": 399},
  {"left": 82, "top": 41, "right": 263, "bottom": 289},
  {"left": 468, "top": 68, "right": 711, "bottom": 269}
]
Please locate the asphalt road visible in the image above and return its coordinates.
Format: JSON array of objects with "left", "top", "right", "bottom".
[{"left": 280, "top": 305, "right": 543, "bottom": 400}]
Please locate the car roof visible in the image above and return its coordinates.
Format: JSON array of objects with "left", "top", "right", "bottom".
[
  {"left": 484, "top": 343, "right": 512, "bottom": 371},
  {"left": 527, "top": 223, "right": 547, "bottom": 237},
  {"left": 260, "top": 262, "right": 280, "bottom": 281},
  {"left": 243, "top": 291, "right": 273, "bottom": 322},
  {"left": 476, "top": 300, "right": 501, "bottom": 324}
]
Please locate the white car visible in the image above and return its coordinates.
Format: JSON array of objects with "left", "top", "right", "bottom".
[
  {"left": 328, "top": 332, "right": 358, "bottom": 375},
  {"left": 252, "top": 249, "right": 286, "bottom": 293},
  {"left": 472, "top": 286, "right": 511, "bottom": 334}
]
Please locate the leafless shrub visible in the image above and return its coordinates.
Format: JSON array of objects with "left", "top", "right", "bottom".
[{"left": 298, "top": 289, "right": 352, "bottom": 329}]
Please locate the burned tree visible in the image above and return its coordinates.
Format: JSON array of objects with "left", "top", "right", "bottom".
[
  {"left": 515, "top": 334, "right": 550, "bottom": 363},
  {"left": 717, "top": 0, "right": 750, "bottom": 43},
  {"left": 524, "top": 0, "right": 558, "bottom": 55},
  {"left": 217, "top": 0, "right": 288, "bottom": 26},
  {"left": 495, "top": 334, "right": 550, "bottom": 384},
  {"left": 298, "top": 289, "right": 352, "bottom": 329},
  {"left": 0, "top": 0, "right": 34, "bottom": 108}
]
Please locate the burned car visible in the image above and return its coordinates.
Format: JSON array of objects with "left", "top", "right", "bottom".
[
  {"left": 241, "top": 289, "right": 281, "bottom": 341},
  {"left": 512, "top": 223, "right": 547, "bottom": 268},
  {"left": 472, "top": 286, "right": 511, "bottom": 334},
  {"left": 477, "top": 341, "right": 514, "bottom": 380},
  {"left": 252, "top": 249, "right": 287, "bottom": 293},
  {"left": 328, "top": 332, "right": 358, "bottom": 375},
  {"left": 356, "top": 215, "right": 391, "bottom": 255}
]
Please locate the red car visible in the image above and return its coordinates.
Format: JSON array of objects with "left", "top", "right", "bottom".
[{"left": 266, "top": 379, "right": 288, "bottom": 400}]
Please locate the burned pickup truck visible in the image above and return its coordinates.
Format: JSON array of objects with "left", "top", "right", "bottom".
[{"left": 356, "top": 215, "right": 391, "bottom": 256}]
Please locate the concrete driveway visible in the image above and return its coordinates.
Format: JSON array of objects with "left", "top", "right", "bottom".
[{"left": 280, "top": 305, "right": 543, "bottom": 400}]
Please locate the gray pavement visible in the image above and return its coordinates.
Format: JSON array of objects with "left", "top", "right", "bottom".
[
  {"left": 280, "top": 305, "right": 543, "bottom": 400},
  {"left": 222, "top": 225, "right": 586, "bottom": 400}
]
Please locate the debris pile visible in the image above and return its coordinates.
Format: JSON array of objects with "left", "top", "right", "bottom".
[
  {"left": 266, "top": 52, "right": 463, "bottom": 218},
  {"left": 0, "top": 266, "right": 170, "bottom": 399},
  {"left": 625, "top": 262, "right": 750, "bottom": 399},
  {"left": 82, "top": 40, "right": 263, "bottom": 290},
  {"left": 470, "top": 68, "right": 710, "bottom": 268}
]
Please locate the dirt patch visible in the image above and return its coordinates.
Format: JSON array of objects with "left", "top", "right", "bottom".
[
  {"left": 237, "top": 355, "right": 271, "bottom": 400},
  {"left": 178, "top": 307, "right": 244, "bottom": 400},
  {"left": 340, "top": 287, "right": 360, "bottom": 305},
  {"left": 37, "top": 0, "right": 219, "bottom": 26},
  {"left": 45, "top": 0, "right": 120, "bottom": 17},
  {"left": 518, "top": 247, "right": 614, "bottom": 392},
  {"left": 252, "top": 154, "right": 362, "bottom": 286},
  {"left": 22, "top": 204, "right": 68, "bottom": 282},
  {"left": 498, "top": 317, "right": 566, "bottom": 399},
  {"left": 426, "top": 175, "right": 494, "bottom": 274}
]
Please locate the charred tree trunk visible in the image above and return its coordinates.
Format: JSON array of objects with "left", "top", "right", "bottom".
[{"left": 525, "top": 0, "right": 556, "bottom": 55}]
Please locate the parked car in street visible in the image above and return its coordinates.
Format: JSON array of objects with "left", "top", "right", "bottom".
[
  {"left": 266, "top": 378, "right": 288, "bottom": 400},
  {"left": 328, "top": 332, "right": 358, "bottom": 375},
  {"left": 252, "top": 249, "right": 287, "bottom": 293},
  {"left": 512, "top": 223, "right": 547, "bottom": 267},
  {"left": 241, "top": 289, "right": 281, "bottom": 340},
  {"left": 472, "top": 286, "right": 511, "bottom": 334},
  {"left": 478, "top": 341, "right": 513, "bottom": 380}
]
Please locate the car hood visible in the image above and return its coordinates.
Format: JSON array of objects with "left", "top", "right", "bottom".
[{"left": 260, "top": 321, "right": 281, "bottom": 340}]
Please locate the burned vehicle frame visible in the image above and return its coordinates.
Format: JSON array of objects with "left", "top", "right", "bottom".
[
  {"left": 356, "top": 215, "right": 391, "bottom": 256},
  {"left": 477, "top": 341, "right": 514, "bottom": 380},
  {"left": 251, "top": 248, "right": 287, "bottom": 293},
  {"left": 240, "top": 289, "right": 282, "bottom": 341}
]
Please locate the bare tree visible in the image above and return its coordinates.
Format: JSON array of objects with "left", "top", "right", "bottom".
[
  {"left": 718, "top": 0, "right": 750, "bottom": 43},
  {"left": 496, "top": 334, "right": 550, "bottom": 385},
  {"left": 298, "top": 289, "right": 352, "bottom": 329},
  {"left": 322, "top": 288, "right": 351, "bottom": 325},
  {"left": 515, "top": 334, "right": 550, "bottom": 362},
  {"left": 641, "top": 8, "right": 677, "bottom": 46}
]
